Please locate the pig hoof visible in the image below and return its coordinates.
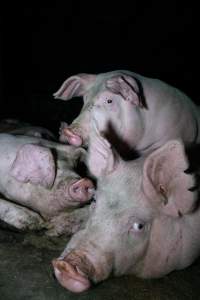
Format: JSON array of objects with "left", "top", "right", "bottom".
[
  {"left": 52, "top": 259, "right": 91, "bottom": 293},
  {"left": 69, "top": 178, "right": 94, "bottom": 203}
]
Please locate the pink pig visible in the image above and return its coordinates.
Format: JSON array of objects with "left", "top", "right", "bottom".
[
  {"left": 52, "top": 122, "right": 200, "bottom": 293},
  {"left": 54, "top": 70, "right": 200, "bottom": 154},
  {"left": 0, "top": 133, "right": 94, "bottom": 234}
]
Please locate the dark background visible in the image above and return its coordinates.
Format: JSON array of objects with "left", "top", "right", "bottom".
[{"left": 0, "top": 2, "right": 199, "bottom": 136}]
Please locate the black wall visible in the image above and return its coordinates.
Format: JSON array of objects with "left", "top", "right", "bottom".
[{"left": 1, "top": 2, "right": 199, "bottom": 135}]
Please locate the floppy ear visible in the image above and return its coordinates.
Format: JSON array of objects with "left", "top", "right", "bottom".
[
  {"left": 142, "top": 140, "right": 198, "bottom": 218},
  {"left": 106, "top": 74, "right": 146, "bottom": 107},
  {"left": 10, "top": 144, "right": 56, "bottom": 188},
  {"left": 53, "top": 73, "right": 96, "bottom": 100},
  {"left": 87, "top": 119, "right": 119, "bottom": 178}
]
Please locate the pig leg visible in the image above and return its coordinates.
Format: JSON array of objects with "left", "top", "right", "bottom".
[
  {"left": 46, "top": 206, "right": 90, "bottom": 237},
  {"left": 0, "top": 198, "right": 45, "bottom": 231}
]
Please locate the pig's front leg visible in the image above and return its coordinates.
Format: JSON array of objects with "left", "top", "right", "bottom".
[
  {"left": 0, "top": 198, "right": 45, "bottom": 231},
  {"left": 46, "top": 206, "right": 90, "bottom": 237}
]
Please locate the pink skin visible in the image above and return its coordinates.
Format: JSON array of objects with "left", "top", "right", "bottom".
[
  {"left": 68, "top": 178, "right": 94, "bottom": 203},
  {"left": 52, "top": 126, "right": 200, "bottom": 293},
  {"left": 55, "top": 70, "right": 200, "bottom": 153},
  {"left": 61, "top": 127, "right": 83, "bottom": 147},
  {"left": 52, "top": 259, "right": 91, "bottom": 293}
]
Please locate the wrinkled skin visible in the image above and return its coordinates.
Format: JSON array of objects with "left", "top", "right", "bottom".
[
  {"left": 0, "top": 133, "right": 94, "bottom": 235},
  {"left": 53, "top": 123, "right": 200, "bottom": 293},
  {"left": 54, "top": 70, "right": 200, "bottom": 155}
]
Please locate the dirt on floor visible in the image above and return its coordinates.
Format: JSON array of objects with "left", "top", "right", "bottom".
[{"left": 0, "top": 227, "right": 200, "bottom": 300}]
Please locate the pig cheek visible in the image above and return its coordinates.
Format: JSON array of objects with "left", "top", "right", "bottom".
[
  {"left": 106, "top": 102, "right": 123, "bottom": 133},
  {"left": 125, "top": 109, "right": 145, "bottom": 145},
  {"left": 114, "top": 227, "right": 150, "bottom": 275},
  {"left": 92, "top": 107, "right": 108, "bottom": 132},
  {"left": 92, "top": 103, "right": 122, "bottom": 134}
]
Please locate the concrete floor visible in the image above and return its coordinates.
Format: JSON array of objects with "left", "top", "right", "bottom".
[{"left": 0, "top": 227, "right": 200, "bottom": 300}]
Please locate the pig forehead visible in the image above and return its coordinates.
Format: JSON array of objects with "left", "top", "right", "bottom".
[
  {"left": 86, "top": 84, "right": 107, "bottom": 100},
  {"left": 99, "top": 159, "right": 150, "bottom": 200},
  {"left": 96, "top": 186, "right": 153, "bottom": 222},
  {"left": 99, "top": 164, "right": 145, "bottom": 205},
  {"left": 86, "top": 75, "right": 118, "bottom": 100}
]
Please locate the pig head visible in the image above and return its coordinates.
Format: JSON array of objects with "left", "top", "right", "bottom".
[
  {"left": 54, "top": 70, "right": 200, "bottom": 154},
  {"left": 52, "top": 125, "right": 200, "bottom": 293},
  {"left": 0, "top": 134, "right": 94, "bottom": 218}
]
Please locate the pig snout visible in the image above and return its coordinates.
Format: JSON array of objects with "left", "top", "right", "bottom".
[
  {"left": 60, "top": 126, "right": 83, "bottom": 146},
  {"left": 69, "top": 178, "right": 94, "bottom": 203},
  {"left": 52, "top": 252, "right": 94, "bottom": 293},
  {"left": 52, "top": 249, "right": 112, "bottom": 292}
]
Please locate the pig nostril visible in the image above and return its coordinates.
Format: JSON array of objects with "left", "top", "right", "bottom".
[
  {"left": 75, "top": 266, "right": 88, "bottom": 278},
  {"left": 72, "top": 186, "right": 81, "bottom": 194}
]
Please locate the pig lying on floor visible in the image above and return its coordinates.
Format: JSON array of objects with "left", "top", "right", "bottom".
[
  {"left": 53, "top": 120, "right": 200, "bottom": 293},
  {"left": 54, "top": 70, "right": 200, "bottom": 157},
  {"left": 0, "top": 118, "right": 56, "bottom": 140},
  {"left": 0, "top": 131, "right": 94, "bottom": 236}
]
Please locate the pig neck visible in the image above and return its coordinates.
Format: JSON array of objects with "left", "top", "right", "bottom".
[
  {"left": 137, "top": 215, "right": 183, "bottom": 278},
  {"left": 136, "top": 104, "right": 197, "bottom": 155},
  {"left": 135, "top": 78, "right": 200, "bottom": 153}
]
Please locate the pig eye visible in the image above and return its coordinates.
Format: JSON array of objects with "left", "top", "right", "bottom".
[
  {"left": 106, "top": 99, "right": 113, "bottom": 104},
  {"left": 132, "top": 222, "right": 145, "bottom": 232}
]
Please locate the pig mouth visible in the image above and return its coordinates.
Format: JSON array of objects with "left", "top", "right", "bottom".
[
  {"left": 52, "top": 251, "right": 96, "bottom": 293},
  {"left": 61, "top": 127, "right": 83, "bottom": 147}
]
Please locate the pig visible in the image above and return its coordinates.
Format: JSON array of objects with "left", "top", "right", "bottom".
[
  {"left": 0, "top": 118, "right": 56, "bottom": 140},
  {"left": 54, "top": 70, "right": 200, "bottom": 156},
  {"left": 0, "top": 133, "right": 94, "bottom": 235},
  {"left": 52, "top": 121, "right": 200, "bottom": 293},
  {"left": 0, "top": 197, "right": 91, "bottom": 236}
]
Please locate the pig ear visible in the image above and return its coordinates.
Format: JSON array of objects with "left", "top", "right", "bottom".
[
  {"left": 143, "top": 140, "right": 197, "bottom": 218},
  {"left": 106, "top": 74, "right": 146, "bottom": 108},
  {"left": 10, "top": 144, "right": 56, "bottom": 188},
  {"left": 87, "top": 120, "right": 119, "bottom": 177},
  {"left": 53, "top": 73, "right": 96, "bottom": 100}
]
